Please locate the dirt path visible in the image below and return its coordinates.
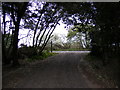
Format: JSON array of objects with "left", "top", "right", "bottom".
[{"left": 3, "top": 52, "right": 101, "bottom": 88}]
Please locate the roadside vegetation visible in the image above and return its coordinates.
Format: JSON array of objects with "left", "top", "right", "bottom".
[
  {"left": 18, "top": 45, "right": 57, "bottom": 64},
  {"left": 25, "top": 51, "right": 57, "bottom": 62},
  {"left": 82, "top": 54, "right": 119, "bottom": 88}
]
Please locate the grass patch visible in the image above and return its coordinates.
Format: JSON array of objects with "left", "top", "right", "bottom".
[{"left": 26, "top": 51, "right": 57, "bottom": 62}]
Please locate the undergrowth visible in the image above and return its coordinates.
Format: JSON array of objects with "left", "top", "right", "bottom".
[
  {"left": 84, "top": 53, "right": 119, "bottom": 88},
  {"left": 26, "top": 51, "right": 57, "bottom": 62}
]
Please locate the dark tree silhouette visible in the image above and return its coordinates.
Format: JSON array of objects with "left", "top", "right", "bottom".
[
  {"left": 2, "top": 2, "right": 28, "bottom": 66},
  {"left": 23, "top": 2, "right": 64, "bottom": 54}
]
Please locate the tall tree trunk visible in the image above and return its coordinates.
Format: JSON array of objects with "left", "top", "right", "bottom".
[
  {"left": 33, "top": 14, "right": 42, "bottom": 47},
  {"left": 10, "top": 2, "right": 28, "bottom": 66},
  {"left": 12, "top": 22, "right": 20, "bottom": 66},
  {"left": 2, "top": 9, "right": 7, "bottom": 64},
  {"left": 40, "top": 22, "right": 58, "bottom": 53}
]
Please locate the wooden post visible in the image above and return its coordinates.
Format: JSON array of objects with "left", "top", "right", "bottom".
[{"left": 51, "top": 41, "right": 52, "bottom": 53}]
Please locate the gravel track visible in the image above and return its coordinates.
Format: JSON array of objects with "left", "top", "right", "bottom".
[{"left": 3, "top": 52, "right": 101, "bottom": 88}]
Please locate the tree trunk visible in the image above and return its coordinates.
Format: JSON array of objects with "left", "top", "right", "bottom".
[
  {"left": 12, "top": 22, "right": 20, "bottom": 67},
  {"left": 10, "top": 2, "right": 28, "bottom": 67},
  {"left": 33, "top": 14, "right": 42, "bottom": 47},
  {"left": 40, "top": 23, "right": 58, "bottom": 53},
  {"left": 51, "top": 41, "right": 52, "bottom": 52},
  {"left": 2, "top": 9, "right": 7, "bottom": 64}
]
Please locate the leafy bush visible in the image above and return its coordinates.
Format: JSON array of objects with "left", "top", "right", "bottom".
[{"left": 18, "top": 46, "right": 37, "bottom": 59}]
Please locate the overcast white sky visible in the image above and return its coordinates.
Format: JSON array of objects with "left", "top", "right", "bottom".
[{"left": 53, "top": 22, "right": 68, "bottom": 36}]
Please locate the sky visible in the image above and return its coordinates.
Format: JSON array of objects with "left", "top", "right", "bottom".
[{"left": 53, "top": 21, "right": 68, "bottom": 36}]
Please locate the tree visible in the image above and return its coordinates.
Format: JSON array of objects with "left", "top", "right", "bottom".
[
  {"left": 58, "top": 2, "right": 120, "bottom": 57},
  {"left": 23, "top": 2, "right": 64, "bottom": 54},
  {"left": 48, "top": 34, "right": 65, "bottom": 50},
  {"left": 90, "top": 3, "right": 120, "bottom": 58},
  {"left": 2, "top": 2, "right": 28, "bottom": 66},
  {"left": 91, "top": 2, "right": 120, "bottom": 87},
  {"left": 67, "top": 24, "right": 93, "bottom": 49}
]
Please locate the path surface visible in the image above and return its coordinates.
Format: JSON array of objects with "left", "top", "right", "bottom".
[
  {"left": 53, "top": 51, "right": 90, "bottom": 53},
  {"left": 3, "top": 51, "right": 101, "bottom": 88}
]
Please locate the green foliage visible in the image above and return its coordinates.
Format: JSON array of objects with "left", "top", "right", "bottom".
[
  {"left": 18, "top": 46, "right": 37, "bottom": 59},
  {"left": 67, "top": 29, "right": 78, "bottom": 39},
  {"left": 26, "top": 50, "right": 57, "bottom": 62},
  {"left": 90, "top": 2, "right": 120, "bottom": 59},
  {"left": 67, "top": 24, "right": 92, "bottom": 49},
  {"left": 61, "top": 2, "right": 120, "bottom": 59}
]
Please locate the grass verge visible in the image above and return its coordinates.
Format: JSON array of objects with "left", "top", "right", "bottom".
[
  {"left": 83, "top": 54, "right": 118, "bottom": 88},
  {"left": 26, "top": 51, "right": 57, "bottom": 62}
]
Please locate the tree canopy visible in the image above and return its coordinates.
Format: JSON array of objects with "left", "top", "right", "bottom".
[{"left": 2, "top": 2, "right": 120, "bottom": 67}]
